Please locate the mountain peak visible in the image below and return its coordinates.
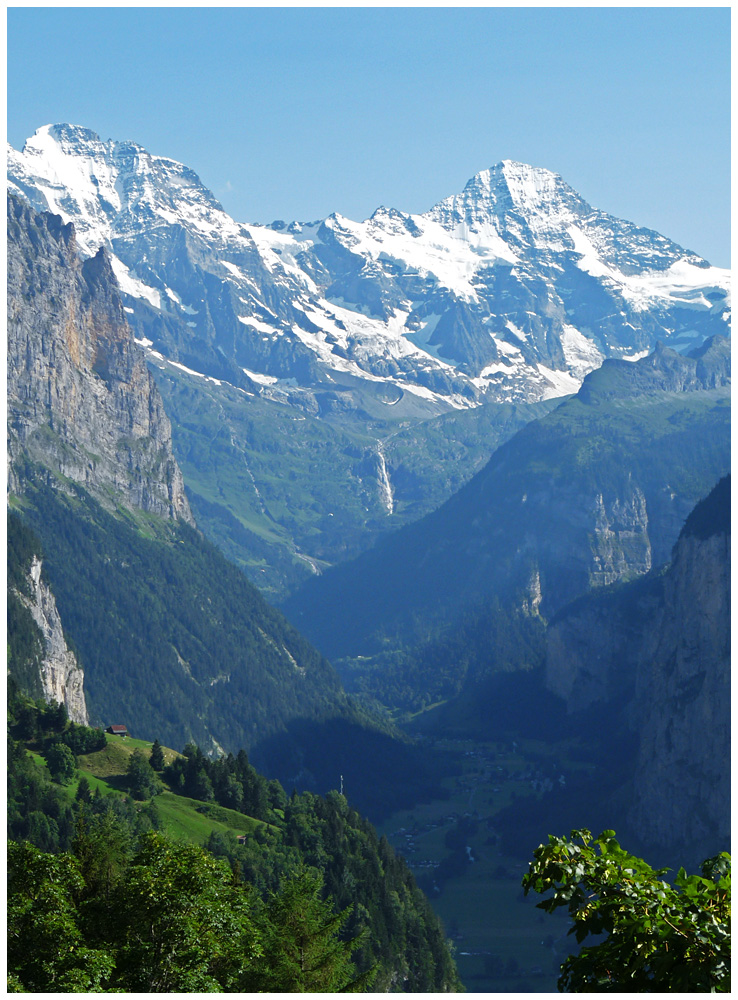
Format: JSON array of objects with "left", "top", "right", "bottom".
[
  {"left": 469, "top": 159, "right": 562, "bottom": 194},
  {"left": 10, "top": 123, "right": 237, "bottom": 256},
  {"left": 26, "top": 122, "right": 102, "bottom": 147},
  {"left": 21, "top": 123, "right": 124, "bottom": 165},
  {"left": 428, "top": 159, "right": 584, "bottom": 235},
  {"left": 476, "top": 160, "right": 581, "bottom": 213},
  {"left": 8, "top": 123, "right": 729, "bottom": 412}
]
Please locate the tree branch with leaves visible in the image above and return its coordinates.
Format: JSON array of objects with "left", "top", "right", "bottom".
[{"left": 522, "top": 828, "right": 730, "bottom": 992}]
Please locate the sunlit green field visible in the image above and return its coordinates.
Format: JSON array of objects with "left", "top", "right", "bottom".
[
  {"left": 70, "top": 736, "right": 269, "bottom": 847},
  {"left": 155, "top": 792, "right": 266, "bottom": 843},
  {"left": 76, "top": 732, "right": 181, "bottom": 778}
]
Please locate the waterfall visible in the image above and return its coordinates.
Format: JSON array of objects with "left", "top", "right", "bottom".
[{"left": 376, "top": 441, "right": 394, "bottom": 514}]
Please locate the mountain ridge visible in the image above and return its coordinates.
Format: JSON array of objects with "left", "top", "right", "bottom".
[{"left": 9, "top": 123, "right": 730, "bottom": 412}]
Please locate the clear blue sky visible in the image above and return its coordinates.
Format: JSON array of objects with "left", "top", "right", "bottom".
[{"left": 7, "top": 7, "right": 731, "bottom": 265}]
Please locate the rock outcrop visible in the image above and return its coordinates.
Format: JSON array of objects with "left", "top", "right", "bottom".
[
  {"left": 7, "top": 194, "right": 193, "bottom": 524},
  {"left": 545, "top": 476, "right": 730, "bottom": 852},
  {"left": 14, "top": 555, "right": 88, "bottom": 724},
  {"left": 627, "top": 482, "right": 730, "bottom": 850}
]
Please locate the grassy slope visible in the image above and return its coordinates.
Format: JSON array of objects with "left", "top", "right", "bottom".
[
  {"left": 72, "top": 733, "right": 267, "bottom": 844},
  {"left": 76, "top": 734, "right": 181, "bottom": 776},
  {"left": 154, "top": 365, "right": 558, "bottom": 601}
]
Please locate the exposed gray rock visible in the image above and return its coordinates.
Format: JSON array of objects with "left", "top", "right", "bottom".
[
  {"left": 15, "top": 555, "right": 88, "bottom": 724},
  {"left": 544, "top": 477, "right": 730, "bottom": 851},
  {"left": 7, "top": 195, "right": 194, "bottom": 524},
  {"left": 628, "top": 529, "right": 730, "bottom": 849}
]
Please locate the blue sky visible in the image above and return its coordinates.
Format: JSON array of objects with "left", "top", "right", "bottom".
[{"left": 7, "top": 7, "right": 731, "bottom": 265}]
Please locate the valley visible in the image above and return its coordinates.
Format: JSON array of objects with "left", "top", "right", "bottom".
[
  {"left": 6, "top": 114, "right": 730, "bottom": 993},
  {"left": 377, "top": 733, "right": 584, "bottom": 993}
]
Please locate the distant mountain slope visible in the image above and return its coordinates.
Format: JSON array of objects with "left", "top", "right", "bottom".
[
  {"left": 153, "top": 366, "right": 558, "bottom": 599},
  {"left": 9, "top": 125, "right": 730, "bottom": 409},
  {"left": 7, "top": 197, "right": 433, "bottom": 817},
  {"left": 284, "top": 339, "right": 730, "bottom": 658},
  {"left": 10, "top": 126, "right": 730, "bottom": 597}
]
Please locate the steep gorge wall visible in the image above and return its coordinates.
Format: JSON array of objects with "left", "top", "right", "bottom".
[
  {"left": 627, "top": 528, "right": 730, "bottom": 849},
  {"left": 545, "top": 478, "right": 730, "bottom": 852},
  {"left": 7, "top": 195, "right": 193, "bottom": 524}
]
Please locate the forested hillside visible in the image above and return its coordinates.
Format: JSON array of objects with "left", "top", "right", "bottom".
[
  {"left": 7, "top": 196, "right": 442, "bottom": 823},
  {"left": 15, "top": 480, "right": 346, "bottom": 754},
  {"left": 11, "top": 482, "right": 442, "bottom": 820},
  {"left": 285, "top": 339, "right": 730, "bottom": 659},
  {"left": 7, "top": 688, "right": 461, "bottom": 992}
]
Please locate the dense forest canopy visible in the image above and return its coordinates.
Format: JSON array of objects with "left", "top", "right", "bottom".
[{"left": 6, "top": 687, "right": 461, "bottom": 992}]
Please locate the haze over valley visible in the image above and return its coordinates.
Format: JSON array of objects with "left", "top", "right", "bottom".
[{"left": 7, "top": 9, "right": 730, "bottom": 991}]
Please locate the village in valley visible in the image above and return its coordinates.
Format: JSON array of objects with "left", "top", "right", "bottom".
[{"left": 378, "top": 735, "right": 587, "bottom": 992}]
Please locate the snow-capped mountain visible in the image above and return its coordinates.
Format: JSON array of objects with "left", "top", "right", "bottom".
[{"left": 9, "top": 124, "right": 730, "bottom": 410}]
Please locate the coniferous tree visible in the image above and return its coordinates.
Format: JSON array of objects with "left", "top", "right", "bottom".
[
  {"left": 149, "top": 739, "right": 165, "bottom": 771},
  {"left": 126, "top": 750, "right": 161, "bottom": 800},
  {"left": 75, "top": 775, "right": 92, "bottom": 803},
  {"left": 248, "top": 866, "right": 375, "bottom": 993}
]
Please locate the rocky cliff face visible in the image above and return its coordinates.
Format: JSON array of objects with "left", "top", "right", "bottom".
[
  {"left": 13, "top": 555, "right": 88, "bottom": 724},
  {"left": 627, "top": 496, "right": 730, "bottom": 850},
  {"left": 545, "top": 576, "right": 660, "bottom": 714},
  {"left": 545, "top": 477, "right": 730, "bottom": 852},
  {"left": 7, "top": 195, "right": 193, "bottom": 524}
]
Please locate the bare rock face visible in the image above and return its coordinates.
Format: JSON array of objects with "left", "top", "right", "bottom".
[
  {"left": 545, "top": 476, "right": 730, "bottom": 852},
  {"left": 588, "top": 486, "right": 652, "bottom": 586},
  {"left": 545, "top": 582, "right": 658, "bottom": 713},
  {"left": 627, "top": 528, "right": 730, "bottom": 848},
  {"left": 15, "top": 555, "right": 88, "bottom": 724},
  {"left": 7, "top": 195, "right": 194, "bottom": 524}
]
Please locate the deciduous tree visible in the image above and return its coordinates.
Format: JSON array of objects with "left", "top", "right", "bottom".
[
  {"left": 44, "top": 741, "right": 75, "bottom": 785},
  {"left": 522, "top": 829, "right": 730, "bottom": 992},
  {"left": 114, "top": 832, "right": 260, "bottom": 992},
  {"left": 7, "top": 840, "right": 114, "bottom": 992}
]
